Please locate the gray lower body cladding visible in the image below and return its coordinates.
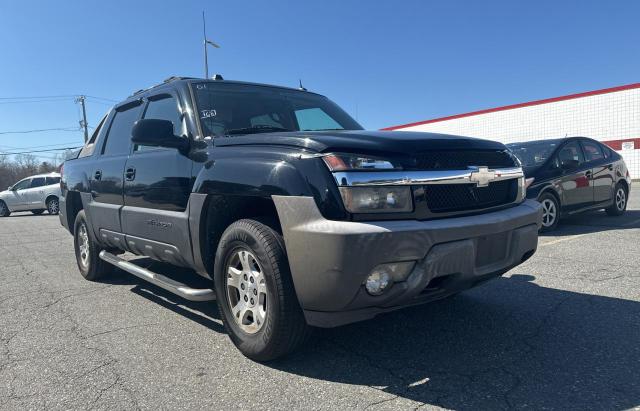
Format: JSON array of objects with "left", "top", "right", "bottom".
[{"left": 273, "top": 196, "right": 542, "bottom": 328}]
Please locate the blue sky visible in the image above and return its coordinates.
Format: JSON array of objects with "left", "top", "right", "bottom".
[{"left": 1, "top": 0, "right": 639, "bottom": 161}]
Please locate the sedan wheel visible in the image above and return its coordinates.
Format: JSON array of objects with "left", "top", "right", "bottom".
[
  {"left": 0, "top": 201, "right": 9, "bottom": 217},
  {"left": 606, "top": 183, "right": 628, "bottom": 216},
  {"left": 541, "top": 198, "right": 557, "bottom": 228},
  {"left": 538, "top": 192, "right": 560, "bottom": 232},
  {"left": 615, "top": 187, "right": 626, "bottom": 211},
  {"left": 47, "top": 197, "right": 59, "bottom": 215}
]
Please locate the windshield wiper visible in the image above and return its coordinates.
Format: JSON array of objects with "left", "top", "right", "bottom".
[{"left": 225, "top": 125, "right": 293, "bottom": 136}]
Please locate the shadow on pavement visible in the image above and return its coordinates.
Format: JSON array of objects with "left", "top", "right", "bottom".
[
  {"left": 542, "top": 209, "right": 640, "bottom": 237},
  {"left": 271, "top": 274, "right": 640, "bottom": 410},
  {"left": 101, "top": 258, "right": 640, "bottom": 409}
]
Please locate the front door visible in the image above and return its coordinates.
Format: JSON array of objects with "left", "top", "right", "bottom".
[
  {"left": 6, "top": 178, "right": 31, "bottom": 211},
  {"left": 88, "top": 100, "right": 143, "bottom": 234},
  {"left": 121, "top": 92, "right": 194, "bottom": 259},
  {"left": 555, "top": 140, "right": 593, "bottom": 211}
]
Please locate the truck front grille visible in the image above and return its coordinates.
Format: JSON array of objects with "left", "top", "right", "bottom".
[
  {"left": 425, "top": 179, "right": 517, "bottom": 213},
  {"left": 412, "top": 150, "right": 515, "bottom": 170}
]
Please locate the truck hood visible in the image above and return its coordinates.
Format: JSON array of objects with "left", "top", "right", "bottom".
[{"left": 212, "top": 130, "right": 507, "bottom": 155}]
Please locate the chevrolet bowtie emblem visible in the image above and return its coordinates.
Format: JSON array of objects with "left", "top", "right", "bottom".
[{"left": 469, "top": 166, "right": 496, "bottom": 187}]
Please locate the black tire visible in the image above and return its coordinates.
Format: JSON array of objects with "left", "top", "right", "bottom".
[
  {"left": 606, "top": 183, "right": 628, "bottom": 216},
  {"left": 31, "top": 209, "right": 45, "bottom": 215},
  {"left": 214, "top": 219, "right": 309, "bottom": 362},
  {"left": 539, "top": 192, "right": 560, "bottom": 232},
  {"left": 73, "top": 210, "right": 112, "bottom": 281},
  {"left": 0, "top": 201, "right": 10, "bottom": 217},
  {"left": 46, "top": 197, "right": 60, "bottom": 215}
]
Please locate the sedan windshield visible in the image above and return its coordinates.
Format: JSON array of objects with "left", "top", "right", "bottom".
[
  {"left": 507, "top": 141, "right": 559, "bottom": 167},
  {"left": 191, "top": 82, "right": 363, "bottom": 137}
]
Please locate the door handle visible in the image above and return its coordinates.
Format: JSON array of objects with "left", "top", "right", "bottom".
[
  {"left": 125, "top": 167, "right": 136, "bottom": 181},
  {"left": 94, "top": 170, "right": 102, "bottom": 181}
]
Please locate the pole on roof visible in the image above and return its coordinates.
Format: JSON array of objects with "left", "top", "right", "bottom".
[{"left": 203, "top": 11, "right": 208, "bottom": 79}]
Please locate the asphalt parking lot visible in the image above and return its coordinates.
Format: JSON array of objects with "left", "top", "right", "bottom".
[{"left": 1, "top": 187, "right": 639, "bottom": 410}]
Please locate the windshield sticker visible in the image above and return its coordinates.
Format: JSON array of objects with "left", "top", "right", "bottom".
[{"left": 201, "top": 109, "right": 217, "bottom": 119}]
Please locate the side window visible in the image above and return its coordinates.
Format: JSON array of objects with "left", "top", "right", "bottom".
[
  {"left": 295, "top": 108, "right": 343, "bottom": 131},
  {"left": 554, "top": 141, "right": 585, "bottom": 169},
  {"left": 30, "top": 177, "right": 46, "bottom": 188},
  {"left": 79, "top": 113, "right": 108, "bottom": 158},
  {"left": 46, "top": 176, "right": 60, "bottom": 185},
  {"left": 102, "top": 103, "right": 143, "bottom": 156},
  {"left": 12, "top": 179, "right": 31, "bottom": 190},
  {"left": 137, "top": 95, "right": 182, "bottom": 151},
  {"left": 581, "top": 140, "right": 604, "bottom": 162}
]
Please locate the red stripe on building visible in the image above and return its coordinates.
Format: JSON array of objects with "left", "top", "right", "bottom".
[
  {"left": 383, "top": 83, "right": 640, "bottom": 131},
  {"left": 602, "top": 138, "right": 640, "bottom": 151}
]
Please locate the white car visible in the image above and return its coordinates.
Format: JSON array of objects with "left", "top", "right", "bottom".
[{"left": 0, "top": 172, "right": 62, "bottom": 217}]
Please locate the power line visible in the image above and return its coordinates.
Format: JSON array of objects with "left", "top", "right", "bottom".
[
  {"left": 0, "top": 95, "right": 78, "bottom": 100},
  {"left": 0, "top": 127, "right": 80, "bottom": 135},
  {"left": 0, "top": 146, "right": 81, "bottom": 156},
  {"left": 0, "top": 141, "right": 82, "bottom": 152},
  {"left": 85, "top": 95, "right": 119, "bottom": 103}
]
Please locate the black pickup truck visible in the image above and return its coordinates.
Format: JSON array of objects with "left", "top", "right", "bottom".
[{"left": 60, "top": 76, "right": 541, "bottom": 360}]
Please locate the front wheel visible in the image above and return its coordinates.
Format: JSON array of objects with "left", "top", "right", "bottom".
[
  {"left": 606, "top": 183, "right": 627, "bottom": 216},
  {"left": 214, "top": 219, "right": 309, "bottom": 362},
  {"left": 46, "top": 197, "right": 59, "bottom": 215},
  {"left": 0, "top": 201, "right": 10, "bottom": 217},
  {"left": 74, "top": 210, "right": 112, "bottom": 281},
  {"left": 539, "top": 192, "right": 560, "bottom": 232}
]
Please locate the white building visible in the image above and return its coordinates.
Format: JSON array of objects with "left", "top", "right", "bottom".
[{"left": 384, "top": 83, "right": 640, "bottom": 178}]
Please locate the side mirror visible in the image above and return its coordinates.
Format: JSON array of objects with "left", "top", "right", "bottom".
[
  {"left": 131, "top": 119, "right": 189, "bottom": 152},
  {"left": 560, "top": 159, "right": 579, "bottom": 170}
]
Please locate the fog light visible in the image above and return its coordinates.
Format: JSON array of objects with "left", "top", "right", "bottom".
[{"left": 365, "top": 270, "right": 391, "bottom": 296}]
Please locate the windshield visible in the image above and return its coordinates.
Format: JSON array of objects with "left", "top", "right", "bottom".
[
  {"left": 191, "top": 82, "right": 362, "bottom": 137},
  {"left": 507, "top": 141, "right": 559, "bottom": 167}
]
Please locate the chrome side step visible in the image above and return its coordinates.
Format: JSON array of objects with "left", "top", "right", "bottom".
[{"left": 99, "top": 251, "right": 216, "bottom": 302}]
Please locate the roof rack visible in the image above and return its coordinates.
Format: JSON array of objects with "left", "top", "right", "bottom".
[{"left": 130, "top": 76, "right": 198, "bottom": 97}]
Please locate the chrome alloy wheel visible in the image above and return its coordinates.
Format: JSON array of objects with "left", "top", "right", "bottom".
[
  {"left": 615, "top": 187, "right": 626, "bottom": 211},
  {"left": 48, "top": 198, "right": 59, "bottom": 214},
  {"left": 78, "top": 223, "right": 90, "bottom": 267},
  {"left": 541, "top": 198, "right": 557, "bottom": 227},
  {"left": 225, "top": 249, "right": 268, "bottom": 334}
]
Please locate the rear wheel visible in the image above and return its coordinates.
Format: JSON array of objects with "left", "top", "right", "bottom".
[
  {"left": 31, "top": 209, "right": 45, "bottom": 215},
  {"left": 606, "top": 183, "right": 627, "bottom": 216},
  {"left": 214, "top": 219, "right": 309, "bottom": 361},
  {"left": 0, "top": 201, "right": 10, "bottom": 217},
  {"left": 74, "top": 210, "right": 112, "bottom": 281},
  {"left": 539, "top": 192, "right": 560, "bottom": 232},
  {"left": 46, "top": 197, "right": 59, "bottom": 215}
]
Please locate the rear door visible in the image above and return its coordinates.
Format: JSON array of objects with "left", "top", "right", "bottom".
[
  {"left": 88, "top": 100, "right": 143, "bottom": 234},
  {"left": 554, "top": 140, "right": 593, "bottom": 211},
  {"left": 25, "top": 176, "right": 47, "bottom": 209},
  {"left": 121, "top": 91, "right": 194, "bottom": 262},
  {"left": 580, "top": 139, "right": 615, "bottom": 204}
]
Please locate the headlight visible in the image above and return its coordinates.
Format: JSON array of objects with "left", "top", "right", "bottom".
[
  {"left": 339, "top": 186, "right": 413, "bottom": 213},
  {"left": 322, "top": 153, "right": 402, "bottom": 171}
]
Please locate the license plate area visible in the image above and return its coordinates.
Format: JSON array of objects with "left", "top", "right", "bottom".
[{"left": 475, "top": 232, "right": 509, "bottom": 267}]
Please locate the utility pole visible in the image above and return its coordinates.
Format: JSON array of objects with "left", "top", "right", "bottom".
[
  {"left": 203, "top": 11, "right": 208, "bottom": 79},
  {"left": 76, "top": 95, "right": 89, "bottom": 142},
  {"left": 202, "top": 11, "right": 220, "bottom": 79}
]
